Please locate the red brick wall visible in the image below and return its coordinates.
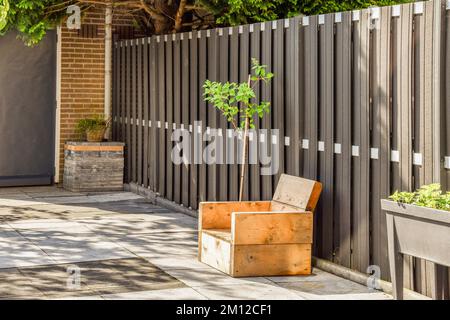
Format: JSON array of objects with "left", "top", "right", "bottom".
[{"left": 58, "top": 5, "right": 139, "bottom": 182}]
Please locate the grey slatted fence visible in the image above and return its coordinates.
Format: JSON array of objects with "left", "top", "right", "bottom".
[{"left": 112, "top": 0, "right": 450, "bottom": 297}]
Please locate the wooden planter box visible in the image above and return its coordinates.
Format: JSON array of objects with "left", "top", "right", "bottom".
[
  {"left": 381, "top": 200, "right": 450, "bottom": 300},
  {"left": 63, "top": 142, "right": 125, "bottom": 192},
  {"left": 199, "top": 175, "right": 322, "bottom": 277}
]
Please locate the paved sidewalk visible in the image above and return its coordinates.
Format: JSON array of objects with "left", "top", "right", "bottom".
[{"left": 0, "top": 186, "right": 392, "bottom": 300}]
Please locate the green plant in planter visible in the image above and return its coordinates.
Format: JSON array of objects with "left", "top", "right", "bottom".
[
  {"left": 389, "top": 184, "right": 450, "bottom": 211},
  {"left": 203, "top": 58, "right": 273, "bottom": 201},
  {"left": 76, "top": 115, "right": 110, "bottom": 142}
]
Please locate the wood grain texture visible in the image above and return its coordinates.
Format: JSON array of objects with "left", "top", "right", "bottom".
[
  {"left": 231, "top": 244, "right": 312, "bottom": 277},
  {"left": 272, "top": 174, "right": 322, "bottom": 211},
  {"left": 199, "top": 231, "right": 231, "bottom": 274},
  {"left": 232, "top": 211, "right": 313, "bottom": 245},
  {"left": 199, "top": 201, "right": 271, "bottom": 230}
]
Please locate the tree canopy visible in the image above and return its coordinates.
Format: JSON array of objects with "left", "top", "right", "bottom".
[{"left": 0, "top": 0, "right": 412, "bottom": 46}]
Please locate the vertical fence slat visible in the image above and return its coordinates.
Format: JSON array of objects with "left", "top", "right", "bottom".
[
  {"left": 302, "top": 16, "right": 320, "bottom": 255},
  {"left": 318, "top": 14, "right": 335, "bottom": 261},
  {"left": 182, "top": 34, "right": 190, "bottom": 207},
  {"left": 351, "top": 10, "right": 371, "bottom": 272},
  {"left": 238, "top": 25, "right": 251, "bottom": 200},
  {"left": 137, "top": 40, "right": 143, "bottom": 185},
  {"left": 261, "top": 21, "right": 273, "bottom": 201},
  {"left": 158, "top": 37, "right": 166, "bottom": 197},
  {"left": 302, "top": 17, "right": 319, "bottom": 181},
  {"left": 273, "top": 19, "right": 285, "bottom": 187},
  {"left": 371, "top": 6, "right": 391, "bottom": 280},
  {"left": 198, "top": 30, "right": 208, "bottom": 203},
  {"left": 173, "top": 34, "right": 182, "bottom": 203},
  {"left": 143, "top": 39, "right": 149, "bottom": 188},
  {"left": 165, "top": 36, "right": 174, "bottom": 200},
  {"left": 392, "top": 3, "right": 415, "bottom": 290},
  {"left": 190, "top": 31, "right": 199, "bottom": 210},
  {"left": 335, "top": 12, "right": 352, "bottom": 268},
  {"left": 207, "top": 30, "right": 219, "bottom": 201},
  {"left": 150, "top": 37, "right": 159, "bottom": 192},
  {"left": 249, "top": 24, "right": 262, "bottom": 200},
  {"left": 285, "top": 18, "right": 301, "bottom": 177},
  {"left": 218, "top": 28, "right": 229, "bottom": 202},
  {"left": 229, "top": 26, "right": 241, "bottom": 201},
  {"left": 126, "top": 42, "right": 132, "bottom": 183},
  {"left": 131, "top": 41, "right": 137, "bottom": 183}
]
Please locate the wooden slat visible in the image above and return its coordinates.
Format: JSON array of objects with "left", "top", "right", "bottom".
[
  {"left": 232, "top": 212, "right": 313, "bottom": 245},
  {"left": 173, "top": 34, "right": 182, "bottom": 203},
  {"left": 272, "top": 174, "right": 322, "bottom": 211},
  {"left": 126, "top": 41, "right": 132, "bottom": 183},
  {"left": 302, "top": 16, "right": 319, "bottom": 181},
  {"left": 273, "top": 19, "right": 285, "bottom": 187},
  {"left": 207, "top": 29, "right": 219, "bottom": 201},
  {"left": 232, "top": 244, "right": 311, "bottom": 277},
  {"left": 248, "top": 24, "right": 261, "bottom": 201},
  {"left": 392, "top": 4, "right": 415, "bottom": 291},
  {"left": 318, "top": 13, "right": 335, "bottom": 261},
  {"left": 181, "top": 34, "right": 190, "bottom": 207},
  {"left": 131, "top": 40, "right": 137, "bottom": 183},
  {"left": 371, "top": 6, "right": 391, "bottom": 280},
  {"left": 218, "top": 28, "right": 229, "bottom": 202},
  {"left": 199, "top": 231, "right": 231, "bottom": 274},
  {"left": 190, "top": 31, "right": 199, "bottom": 209},
  {"left": 157, "top": 37, "right": 166, "bottom": 197},
  {"left": 351, "top": 10, "right": 370, "bottom": 273},
  {"left": 260, "top": 21, "right": 273, "bottom": 201},
  {"left": 199, "top": 201, "right": 272, "bottom": 230},
  {"left": 143, "top": 39, "right": 150, "bottom": 188},
  {"left": 137, "top": 40, "right": 143, "bottom": 185},
  {"left": 165, "top": 36, "right": 174, "bottom": 200},
  {"left": 335, "top": 12, "right": 352, "bottom": 268},
  {"left": 239, "top": 24, "right": 251, "bottom": 201},
  {"left": 198, "top": 31, "right": 208, "bottom": 203},
  {"left": 229, "top": 26, "right": 241, "bottom": 201},
  {"left": 445, "top": 0, "right": 450, "bottom": 191},
  {"left": 149, "top": 37, "right": 158, "bottom": 192},
  {"left": 285, "top": 17, "right": 301, "bottom": 177}
]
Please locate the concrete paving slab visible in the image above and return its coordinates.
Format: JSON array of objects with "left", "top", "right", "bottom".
[
  {"left": 102, "top": 287, "right": 207, "bottom": 300},
  {"left": 8, "top": 219, "right": 88, "bottom": 231},
  {"left": 277, "top": 278, "right": 378, "bottom": 296},
  {"left": 194, "top": 283, "right": 305, "bottom": 300},
  {"left": 165, "top": 268, "right": 274, "bottom": 288},
  {"left": 0, "top": 231, "right": 56, "bottom": 269},
  {"left": 143, "top": 255, "right": 210, "bottom": 271}
]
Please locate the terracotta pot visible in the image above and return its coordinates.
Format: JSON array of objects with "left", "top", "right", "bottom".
[{"left": 86, "top": 128, "right": 106, "bottom": 142}]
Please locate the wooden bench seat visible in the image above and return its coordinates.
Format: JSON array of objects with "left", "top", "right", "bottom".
[{"left": 198, "top": 174, "right": 322, "bottom": 277}]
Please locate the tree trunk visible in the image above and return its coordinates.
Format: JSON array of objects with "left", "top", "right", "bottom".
[{"left": 239, "top": 75, "right": 252, "bottom": 201}]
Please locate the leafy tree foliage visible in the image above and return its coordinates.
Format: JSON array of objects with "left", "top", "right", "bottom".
[{"left": 0, "top": 0, "right": 413, "bottom": 46}]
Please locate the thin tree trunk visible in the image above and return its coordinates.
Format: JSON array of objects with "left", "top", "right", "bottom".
[{"left": 239, "top": 75, "right": 252, "bottom": 201}]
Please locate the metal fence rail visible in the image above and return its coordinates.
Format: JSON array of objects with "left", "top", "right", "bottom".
[{"left": 113, "top": 0, "right": 450, "bottom": 297}]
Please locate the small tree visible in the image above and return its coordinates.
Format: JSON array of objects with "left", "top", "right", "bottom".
[{"left": 203, "top": 58, "right": 273, "bottom": 201}]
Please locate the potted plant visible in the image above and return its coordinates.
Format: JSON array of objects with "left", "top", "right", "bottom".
[
  {"left": 76, "top": 115, "right": 110, "bottom": 142},
  {"left": 381, "top": 184, "right": 450, "bottom": 300},
  {"left": 203, "top": 58, "right": 273, "bottom": 201}
]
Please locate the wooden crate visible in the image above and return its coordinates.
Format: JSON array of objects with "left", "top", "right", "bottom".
[{"left": 198, "top": 174, "right": 322, "bottom": 277}]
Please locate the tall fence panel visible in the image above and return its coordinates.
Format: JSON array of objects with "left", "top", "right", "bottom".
[{"left": 113, "top": 0, "right": 450, "bottom": 297}]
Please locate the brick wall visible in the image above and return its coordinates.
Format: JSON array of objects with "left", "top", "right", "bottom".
[{"left": 58, "top": 5, "right": 139, "bottom": 182}]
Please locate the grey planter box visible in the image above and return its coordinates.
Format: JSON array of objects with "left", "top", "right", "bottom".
[
  {"left": 381, "top": 200, "right": 450, "bottom": 300},
  {"left": 63, "top": 142, "right": 125, "bottom": 192}
]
